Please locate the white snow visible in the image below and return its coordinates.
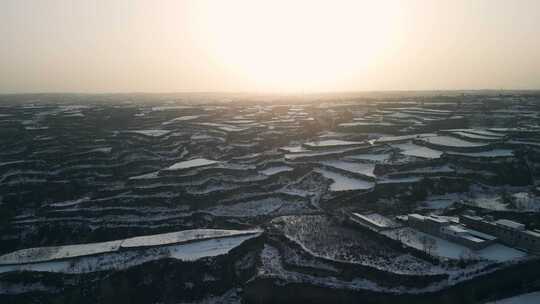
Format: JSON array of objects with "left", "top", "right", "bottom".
[
  {"left": 162, "top": 115, "right": 201, "bottom": 124},
  {"left": 320, "top": 160, "right": 376, "bottom": 177},
  {"left": 225, "top": 119, "right": 255, "bottom": 124},
  {"left": 0, "top": 160, "right": 29, "bottom": 167},
  {"left": 476, "top": 244, "right": 527, "bottom": 262},
  {"left": 376, "top": 133, "right": 436, "bottom": 143},
  {"left": 451, "top": 131, "right": 501, "bottom": 140},
  {"left": 488, "top": 292, "right": 540, "bottom": 304},
  {"left": 463, "top": 194, "right": 509, "bottom": 211},
  {"left": 511, "top": 192, "right": 540, "bottom": 212},
  {"left": 284, "top": 147, "right": 359, "bottom": 160},
  {"left": 418, "top": 195, "right": 457, "bottom": 210},
  {"left": 383, "top": 228, "right": 526, "bottom": 261},
  {"left": 507, "top": 140, "right": 540, "bottom": 147},
  {"left": 191, "top": 134, "right": 225, "bottom": 141},
  {"left": 338, "top": 121, "right": 395, "bottom": 127},
  {"left": 198, "top": 122, "right": 249, "bottom": 132},
  {"left": 378, "top": 176, "right": 423, "bottom": 184},
  {"left": 280, "top": 145, "right": 310, "bottom": 153},
  {"left": 25, "top": 126, "right": 49, "bottom": 130},
  {"left": 420, "top": 135, "right": 488, "bottom": 148},
  {"left": 304, "top": 140, "right": 364, "bottom": 148},
  {"left": 314, "top": 168, "right": 374, "bottom": 191},
  {"left": 151, "top": 105, "right": 193, "bottom": 111},
  {"left": 63, "top": 112, "right": 85, "bottom": 117},
  {"left": 129, "top": 171, "right": 160, "bottom": 180},
  {"left": 88, "top": 147, "right": 112, "bottom": 154},
  {"left": 447, "top": 149, "right": 514, "bottom": 158},
  {"left": 395, "top": 107, "right": 452, "bottom": 114},
  {"left": 121, "top": 229, "right": 260, "bottom": 248},
  {"left": 403, "top": 165, "right": 454, "bottom": 174},
  {"left": 164, "top": 158, "right": 220, "bottom": 170},
  {"left": 383, "top": 228, "right": 468, "bottom": 259},
  {"left": 0, "top": 240, "right": 122, "bottom": 265},
  {"left": 446, "top": 129, "right": 505, "bottom": 138},
  {"left": 59, "top": 105, "right": 89, "bottom": 111},
  {"left": 0, "top": 230, "right": 261, "bottom": 273},
  {"left": 346, "top": 153, "right": 391, "bottom": 163},
  {"left": 127, "top": 130, "right": 171, "bottom": 137},
  {"left": 393, "top": 142, "right": 443, "bottom": 159},
  {"left": 352, "top": 213, "right": 400, "bottom": 229},
  {"left": 166, "top": 234, "right": 258, "bottom": 261},
  {"left": 260, "top": 166, "right": 293, "bottom": 176},
  {"left": 49, "top": 197, "right": 91, "bottom": 208},
  {"left": 203, "top": 198, "right": 295, "bottom": 217}
]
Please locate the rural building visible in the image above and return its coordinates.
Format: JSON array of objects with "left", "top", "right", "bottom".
[
  {"left": 405, "top": 214, "right": 496, "bottom": 250},
  {"left": 460, "top": 215, "right": 540, "bottom": 253},
  {"left": 350, "top": 213, "right": 401, "bottom": 232}
]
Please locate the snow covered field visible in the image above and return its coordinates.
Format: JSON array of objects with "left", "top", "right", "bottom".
[
  {"left": 417, "top": 195, "right": 457, "bottom": 210},
  {"left": 203, "top": 197, "right": 311, "bottom": 217},
  {"left": 393, "top": 142, "right": 443, "bottom": 159},
  {"left": 129, "top": 171, "right": 160, "bottom": 180},
  {"left": 284, "top": 147, "right": 359, "bottom": 160},
  {"left": 382, "top": 228, "right": 526, "bottom": 262},
  {"left": 164, "top": 158, "right": 221, "bottom": 171},
  {"left": 314, "top": 168, "right": 375, "bottom": 191},
  {"left": 346, "top": 153, "right": 391, "bottom": 163},
  {"left": 162, "top": 115, "right": 201, "bottom": 124},
  {"left": 458, "top": 190, "right": 540, "bottom": 212},
  {"left": 451, "top": 131, "right": 502, "bottom": 141},
  {"left": 339, "top": 121, "right": 395, "bottom": 127},
  {"left": 320, "top": 160, "right": 376, "bottom": 177},
  {"left": 121, "top": 229, "right": 260, "bottom": 248},
  {"left": 351, "top": 213, "right": 400, "bottom": 229},
  {"left": 304, "top": 140, "right": 364, "bottom": 148},
  {"left": 0, "top": 241, "right": 122, "bottom": 265},
  {"left": 488, "top": 292, "right": 540, "bottom": 304},
  {"left": 0, "top": 229, "right": 261, "bottom": 267},
  {"left": 0, "top": 234, "right": 259, "bottom": 274},
  {"left": 126, "top": 130, "right": 171, "bottom": 137},
  {"left": 197, "top": 122, "right": 249, "bottom": 132},
  {"left": 447, "top": 149, "right": 514, "bottom": 158},
  {"left": 3, "top": 98, "right": 540, "bottom": 301},
  {"left": 447, "top": 129, "right": 505, "bottom": 138},
  {"left": 420, "top": 136, "right": 488, "bottom": 148},
  {"left": 376, "top": 134, "right": 436, "bottom": 143},
  {"left": 280, "top": 145, "right": 310, "bottom": 153},
  {"left": 260, "top": 166, "right": 293, "bottom": 176},
  {"left": 271, "top": 215, "right": 440, "bottom": 276}
]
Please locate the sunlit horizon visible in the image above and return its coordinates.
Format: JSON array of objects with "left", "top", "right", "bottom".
[{"left": 1, "top": 0, "right": 540, "bottom": 93}]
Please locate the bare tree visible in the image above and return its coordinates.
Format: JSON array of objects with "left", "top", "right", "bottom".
[
  {"left": 419, "top": 235, "right": 429, "bottom": 253},
  {"left": 425, "top": 237, "right": 437, "bottom": 256},
  {"left": 420, "top": 235, "right": 437, "bottom": 256}
]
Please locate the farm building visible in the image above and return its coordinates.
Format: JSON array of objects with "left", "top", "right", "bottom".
[
  {"left": 405, "top": 214, "right": 496, "bottom": 250},
  {"left": 460, "top": 215, "right": 540, "bottom": 253}
]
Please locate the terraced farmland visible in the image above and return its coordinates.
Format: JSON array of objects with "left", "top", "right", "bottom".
[{"left": 1, "top": 93, "right": 540, "bottom": 303}]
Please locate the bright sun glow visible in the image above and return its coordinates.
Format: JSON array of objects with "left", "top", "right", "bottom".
[{"left": 193, "top": 0, "right": 403, "bottom": 92}]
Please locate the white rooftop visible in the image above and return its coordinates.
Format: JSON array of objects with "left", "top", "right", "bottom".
[
  {"left": 524, "top": 230, "right": 540, "bottom": 238},
  {"left": 466, "top": 228, "right": 497, "bottom": 241},
  {"left": 445, "top": 225, "right": 468, "bottom": 234},
  {"left": 408, "top": 214, "right": 425, "bottom": 221},
  {"left": 495, "top": 219, "right": 525, "bottom": 231}
]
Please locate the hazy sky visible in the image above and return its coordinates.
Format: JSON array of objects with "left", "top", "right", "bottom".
[{"left": 1, "top": 0, "right": 540, "bottom": 93}]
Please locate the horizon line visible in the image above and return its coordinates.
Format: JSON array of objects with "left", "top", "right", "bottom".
[{"left": 2, "top": 88, "right": 540, "bottom": 96}]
